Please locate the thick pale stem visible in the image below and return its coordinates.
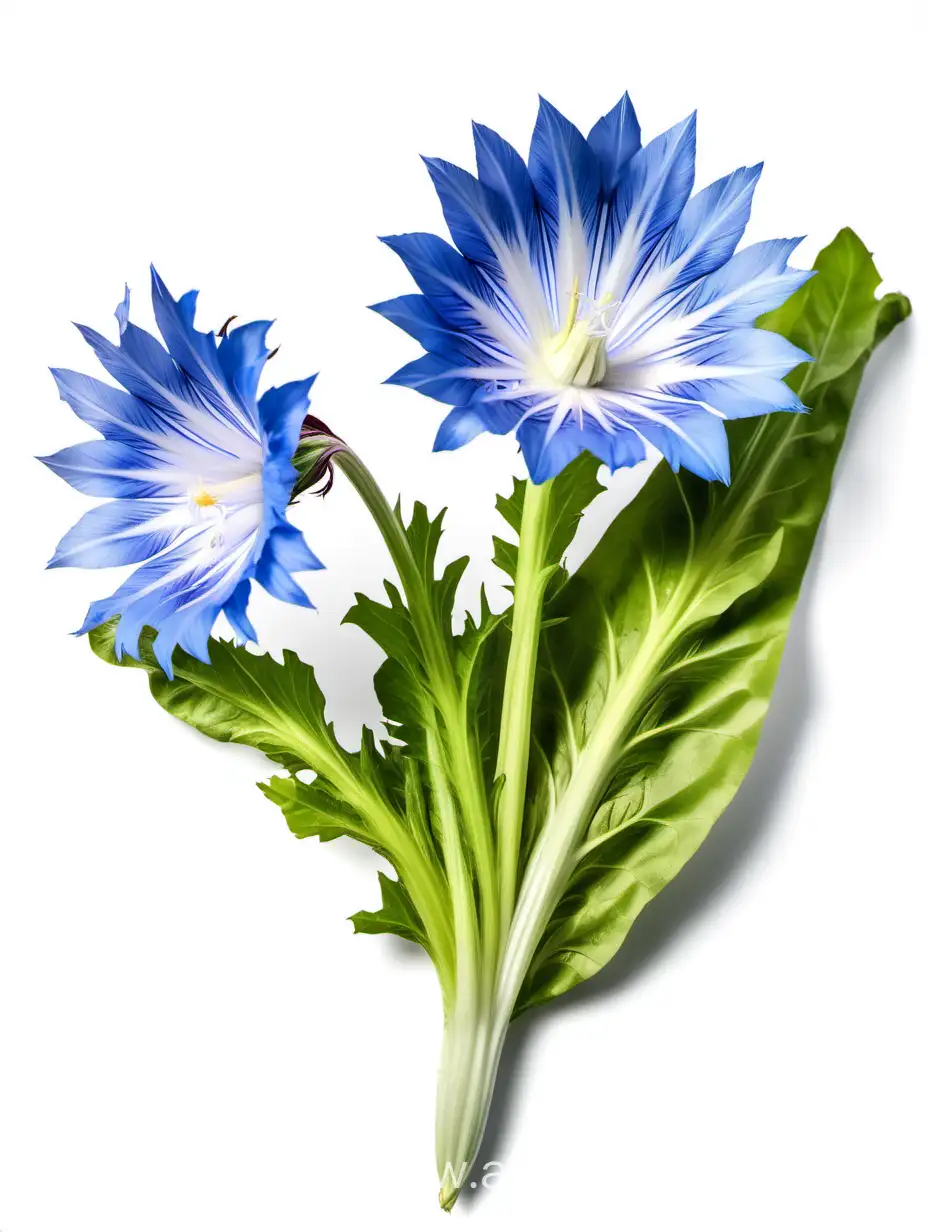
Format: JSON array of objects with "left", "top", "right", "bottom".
[
  {"left": 495, "top": 478, "right": 554, "bottom": 938},
  {"left": 435, "top": 992, "right": 509, "bottom": 1210}
]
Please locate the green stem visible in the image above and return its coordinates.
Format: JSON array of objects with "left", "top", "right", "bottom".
[
  {"left": 331, "top": 444, "right": 499, "bottom": 970},
  {"left": 494, "top": 478, "right": 554, "bottom": 939},
  {"left": 332, "top": 446, "right": 447, "bottom": 671}
]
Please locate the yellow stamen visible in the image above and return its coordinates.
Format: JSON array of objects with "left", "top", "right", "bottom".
[
  {"left": 193, "top": 488, "right": 217, "bottom": 508},
  {"left": 551, "top": 277, "right": 582, "bottom": 349}
]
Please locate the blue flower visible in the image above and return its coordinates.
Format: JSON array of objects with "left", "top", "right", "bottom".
[
  {"left": 42, "top": 269, "right": 322, "bottom": 676},
  {"left": 373, "top": 94, "right": 813, "bottom": 485}
]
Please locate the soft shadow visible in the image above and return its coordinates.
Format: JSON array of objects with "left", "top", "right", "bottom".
[{"left": 465, "top": 325, "right": 912, "bottom": 1198}]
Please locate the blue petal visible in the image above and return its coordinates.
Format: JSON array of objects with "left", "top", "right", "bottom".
[
  {"left": 48, "top": 500, "right": 180, "bottom": 568},
  {"left": 434, "top": 406, "right": 489, "bottom": 451},
  {"left": 369, "top": 294, "right": 478, "bottom": 363},
  {"left": 150, "top": 267, "right": 233, "bottom": 406},
  {"left": 161, "top": 605, "right": 215, "bottom": 668},
  {"left": 517, "top": 413, "right": 646, "bottom": 482},
  {"left": 258, "top": 376, "right": 316, "bottom": 459},
  {"left": 217, "top": 320, "right": 273, "bottom": 414},
  {"left": 258, "top": 377, "right": 316, "bottom": 519},
  {"left": 39, "top": 440, "right": 180, "bottom": 499},
  {"left": 632, "top": 404, "right": 731, "bottom": 483},
  {"left": 254, "top": 551, "right": 313, "bottom": 608},
  {"left": 687, "top": 237, "right": 812, "bottom": 326},
  {"left": 660, "top": 163, "right": 763, "bottom": 293},
  {"left": 685, "top": 326, "right": 811, "bottom": 376},
  {"left": 472, "top": 122, "right": 540, "bottom": 250},
  {"left": 263, "top": 522, "right": 324, "bottom": 573},
  {"left": 672, "top": 376, "right": 806, "bottom": 419},
  {"left": 615, "top": 112, "right": 697, "bottom": 259},
  {"left": 74, "top": 321, "right": 189, "bottom": 420},
  {"left": 528, "top": 97, "right": 600, "bottom": 234},
  {"left": 466, "top": 389, "right": 529, "bottom": 435},
  {"left": 223, "top": 578, "right": 258, "bottom": 645},
  {"left": 385, "top": 353, "right": 482, "bottom": 405},
  {"left": 587, "top": 93, "right": 641, "bottom": 194},
  {"left": 583, "top": 422, "right": 649, "bottom": 473},
  {"left": 115, "top": 285, "right": 130, "bottom": 335},
  {"left": 422, "top": 157, "right": 515, "bottom": 274},
  {"left": 78, "top": 529, "right": 254, "bottom": 674},
  {"left": 380, "top": 233, "right": 500, "bottom": 337},
  {"left": 50, "top": 368, "right": 168, "bottom": 443},
  {"left": 516, "top": 414, "right": 587, "bottom": 483}
]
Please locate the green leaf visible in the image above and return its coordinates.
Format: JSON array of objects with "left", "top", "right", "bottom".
[
  {"left": 344, "top": 502, "right": 508, "bottom": 795},
  {"left": 88, "top": 621, "right": 430, "bottom": 864},
  {"left": 89, "top": 621, "right": 346, "bottom": 775},
  {"left": 350, "top": 871, "right": 430, "bottom": 951},
  {"left": 343, "top": 503, "right": 468, "bottom": 752},
  {"left": 516, "top": 229, "right": 910, "bottom": 1015},
  {"left": 493, "top": 451, "right": 605, "bottom": 593},
  {"left": 89, "top": 621, "right": 456, "bottom": 978},
  {"left": 260, "top": 773, "right": 382, "bottom": 845}
]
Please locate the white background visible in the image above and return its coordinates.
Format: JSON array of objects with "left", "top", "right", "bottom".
[{"left": 2, "top": 1, "right": 925, "bottom": 1228}]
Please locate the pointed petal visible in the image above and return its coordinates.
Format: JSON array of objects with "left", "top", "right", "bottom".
[
  {"left": 115, "top": 284, "right": 130, "bottom": 334},
  {"left": 631, "top": 403, "right": 731, "bottom": 483},
  {"left": 50, "top": 368, "right": 167, "bottom": 443},
  {"left": 528, "top": 97, "right": 600, "bottom": 233},
  {"left": 687, "top": 237, "right": 812, "bottom": 327},
  {"left": 422, "top": 156, "right": 515, "bottom": 273},
  {"left": 385, "top": 353, "right": 483, "bottom": 405},
  {"left": 258, "top": 376, "right": 316, "bottom": 464},
  {"left": 660, "top": 163, "right": 763, "bottom": 292},
  {"left": 223, "top": 578, "right": 258, "bottom": 645},
  {"left": 48, "top": 500, "right": 183, "bottom": 568},
  {"left": 255, "top": 552, "right": 313, "bottom": 608},
  {"left": 369, "top": 294, "right": 477, "bottom": 363},
  {"left": 150, "top": 267, "right": 235, "bottom": 408},
  {"left": 380, "top": 232, "right": 502, "bottom": 337},
  {"left": 472, "top": 122, "right": 540, "bottom": 249},
  {"left": 39, "top": 440, "right": 183, "bottom": 498},
  {"left": 434, "top": 406, "right": 488, "bottom": 451},
  {"left": 217, "top": 319, "right": 273, "bottom": 415},
  {"left": 616, "top": 112, "right": 697, "bottom": 247},
  {"left": 672, "top": 376, "right": 807, "bottom": 419},
  {"left": 263, "top": 523, "right": 324, "bottom": 573},
  {"left": 587, "top": 93, "right": 641, "bottom": 193},
  {"left": 516, "top": 413, "right": 588, "bottom": 483}
]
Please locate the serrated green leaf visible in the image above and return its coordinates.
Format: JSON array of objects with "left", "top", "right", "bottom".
[
  {"left": 350, "top": 871, "right": 430, "bottom": 951},
  {"left": 493, "top": 451, "right": 605, "bottom": 592},
  {"left": 88, "top": 621, "right": 430, "bottom": 867},
  {"left": 515, "top": 229, "right": 910, "bottom": 1015},
  {"left": 88, "top": 620, "right": 456, "bottom": 981},
  {"left": 260, "top": 774, "right": 377, "bottom": 845},
  {"left": 89, "top": 621, "right": 348, "bottom": 777}
]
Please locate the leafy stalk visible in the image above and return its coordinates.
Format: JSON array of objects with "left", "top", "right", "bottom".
[
  {"left": 332, "top": 446, "right": 500, "bottom": 982},
  {"left": 434, "top": 228, "right": 910, "bottom": 1207}
]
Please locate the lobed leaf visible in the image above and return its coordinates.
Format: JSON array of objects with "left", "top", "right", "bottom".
[{"left": 351, "top": 871, "right": 430, "bottom": 952}]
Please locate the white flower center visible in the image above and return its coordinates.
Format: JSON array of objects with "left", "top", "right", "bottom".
[
  {"left": 188, "top": 472, "right": 263, "bottom": 549},
  {"left": 537, "top": 280, "right": 617, "bottom": 390}
]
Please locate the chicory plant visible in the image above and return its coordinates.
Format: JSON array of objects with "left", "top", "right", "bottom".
[{"left": 43, "top": 94, "right": 909, "bottom": 1207}]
